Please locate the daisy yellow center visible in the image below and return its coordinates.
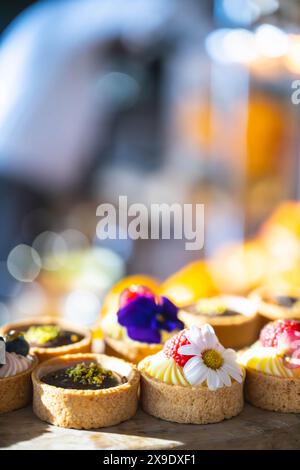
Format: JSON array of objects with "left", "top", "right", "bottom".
[{"left": 202, "top": 349, "right": 223, "bottom": 370}]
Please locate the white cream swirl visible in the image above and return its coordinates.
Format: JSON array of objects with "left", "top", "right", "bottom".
[{"left": 0, "top": 352, "right": 33, "bottom": 378}]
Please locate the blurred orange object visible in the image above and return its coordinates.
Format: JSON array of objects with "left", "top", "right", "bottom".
[
  {"left": 260, "top": 201, "right": 300, "bottom": 239},
  {"left": 259, "top": 201, "right": 300, "bottom": 276},
  {"left": 265, "top": 265, "right": 300, "bottom": 291},
  {"left": 209, "top": 240, "right": 268, "bottom": 295},
  {"left": 244, "top": 93, "right": 285, "bottom": 181},
  {"left": 160, "top": 260, "right": 217, "bottom": 307},
  {"left": 99, "top": 274, "right": 160, "bottom": 320}
]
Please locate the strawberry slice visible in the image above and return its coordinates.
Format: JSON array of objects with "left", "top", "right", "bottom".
[
  {"left": 163, "top": 330, "right": 192, "bottom": 367},
  {"left": 119, "top": 285, "right": 154, "bottom": 308}
]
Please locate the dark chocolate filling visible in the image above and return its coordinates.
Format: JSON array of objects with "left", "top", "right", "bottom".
[
  {"left": 186, "top": 306, "right": 241, "bottom": 318},
  {"left": 42, "top": 365, "right": 127, "bottom": 390},
  {"left": 269, "top": 295, "right": 299, "bottom": 308},
  {"left": 24, "top": 326, "right": 84, "bottom": 348}
]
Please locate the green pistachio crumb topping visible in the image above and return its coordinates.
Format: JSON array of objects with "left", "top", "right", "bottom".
[
  {"left": 197, "top": 300, "right": 227, "bottom": 315},
  {"left": 24, "top": 325, "right": 61, "bottom": 345},
  {"left": 65, "top": 362, "right": 112, "bottom": 385}
]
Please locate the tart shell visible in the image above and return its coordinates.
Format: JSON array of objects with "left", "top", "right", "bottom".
[
  {"left": 0, "top": 355, "right": 38, "bottom": 414},
  {"left": 244, "top": 368, "right": 300, "bottom": 413},
  {"left": 179, "top": 297, "right": 260, "bottom": 350},
  {"left": 32, "top": 353, "right": 140, "bottom": 429},
  {"left": 1, "top": 317, "right": 92, "bottom": 363},
  {"left": 139, "top": 367, "right": 244, "bottom": 424},
  {"left": 104, "top": 336, "right": 162, "bottom": 364},
  {"left": 249, "top": 286, "right": 300, "bottom": 323}
]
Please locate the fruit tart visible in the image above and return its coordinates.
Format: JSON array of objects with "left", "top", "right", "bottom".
[
  {"left": 101, "top": 285, "right": 184, "bottom": 363},
  {"left": 250, "top": 285, "right": 300, "bottom": 323},
  {"left": 179, "top": 295, "right": 260, "bottom": 350},
  {"left": 0, "top": 332, "right": 38, "bottom": 413},
  {"left": 1, "top": 317, "right": 92, "bottom": 362},
  {"left": 32, "top": 353, "right": 139, "bottom": 429},
  {"left": 138, "top": 324, "right": 244, "bottom": 424},
  {"left": 239, "top": 319, "right": 300, "bottom": 412}
]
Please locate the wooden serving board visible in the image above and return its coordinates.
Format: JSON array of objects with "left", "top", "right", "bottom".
[{"left": 1, "top": 404, "right": 300, "bottom": 450}]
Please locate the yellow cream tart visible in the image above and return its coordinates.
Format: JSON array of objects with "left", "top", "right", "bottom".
[
  {"left": 138, "top": 324, "right": 244, "bottom": 424},
  {"left": 239, "top": 319, "right": 300, "bottom": 412}
]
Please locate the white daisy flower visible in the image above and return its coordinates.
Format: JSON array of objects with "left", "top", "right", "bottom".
[{"left": 178, "top": 324, "right": 243, "bottom": 391}]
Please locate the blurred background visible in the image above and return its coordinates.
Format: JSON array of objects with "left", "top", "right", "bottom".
[{"left": 1, "top": 0, "right": 300, "bottom": 326}]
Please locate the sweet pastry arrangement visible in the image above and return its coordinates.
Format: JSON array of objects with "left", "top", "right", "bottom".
[
  {"left": 1, "top": 294, "right": 300, "bottom": 429},
  {"left": 0, "top": 332, "right": 37, "bottom": 413},
  {"left": 2, "top": 277, "right": 300, "bottom": 431},
  {"left": 101, "top": 285, "right": 184, "bottom": 363},
  {"left": 1, "top": 317, "right": 92, "bottom": 362},
  {"left": 3, "top": 201, "right": 300, "bottom": 432},
  {"left": 138, "top": 324, "right": 244, "bottom": 424},
  {"left": 239, "top": 319, "right": 300, "bottom": 412}
]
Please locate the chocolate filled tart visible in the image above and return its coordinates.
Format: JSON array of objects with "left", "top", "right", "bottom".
[
  {"left": 179, "top": 295, "right": 260, "bottom": 350},
  {"left": 184, "top": 305, "right": 240, "bottom": 318},
  {"left": 42, "top": 362, "right": 127, "bottom": 390},
  {"left": 23, "top": 325, "right": 84, "bottom": 348},
  {"left": 250, "top": 286, "right": 300, "bottom": 323},
  {"left": 1, "top": 317, "right": 92, "bottom": 363},
  {"left": 32, "top": 353, "right": 140, "bottom": 429}
]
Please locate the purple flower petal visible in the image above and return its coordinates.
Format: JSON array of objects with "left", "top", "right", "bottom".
[
  {"left": 151, "top": 316, "right": 183, "bottom": 333},
  {"left": 117, "top": 296, "right": 157, "bottom": 328},
  {"left": 158, "top": 296, "right": 179, "bottom": 320},
  {"left": 126, "top": 326, "right": 161, "bottom": 343},
  {"left": 117, "top": 293, "right": 181, "bottom": 344},
  {"left": 162, "top": 319, "right": 184, "bottom": 332}
]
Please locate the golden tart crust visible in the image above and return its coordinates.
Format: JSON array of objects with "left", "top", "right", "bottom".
[
  {"left": 179, "top": 296, "right": 260, "bottom": 350},
  {"left": 0, "top": 355, "right": 38, "bottom": 413},
  {"left": 250, "top": 286, "right": 300, "bottom": 322},
  {"left": 138, "top": 364, "right": 245, "bottom": 424},
  {"left": 104, "top": 336, "right": 162, "bottom": 364},
  {"left": 1, "top": 317, "right": 92, "bottom": 363},
  {"left": 244, "top": 368, "right": 300, "bottom": 412},
  {"left": 32, "top": 353, "right": 140, "bottom": 429}
]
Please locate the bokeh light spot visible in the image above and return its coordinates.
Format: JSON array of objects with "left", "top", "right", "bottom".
[{"left": 7, "top": 244, "right": 41, "bottom": 282}]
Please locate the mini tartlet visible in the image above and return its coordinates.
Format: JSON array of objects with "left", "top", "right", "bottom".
[
  {"left": 250, "top": 286, "right": 300, "bottom": 323},
  {"left": 239, "top": 319, "right": 300, "bottom": 412},
  {"left": 179, "top": 296, "right": 260, "bottom": 350},
  {"left": 138, "top": 324, "right": 244, "bottom": 424},
  {"left": 101, "top": 285, "right": 184, "bottom": 363},
  {"left": 1, "top": 317, "right": 92, "bottom": 363},
  {"left": 0, "top": 333, "right": 38, "bottom": 413},
  {"left": 32, "top": 353, "right": 139, "bottom": 429}
]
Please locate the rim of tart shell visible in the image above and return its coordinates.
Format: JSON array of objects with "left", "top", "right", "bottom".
[
  {"left": 32, "top": 353, "right": 140, "bottom": 395},
  {"left": 0, "top": 316, "right": 92, "bottom": 355},
  {"left": 179, "top": 295, "right": 258, "bottom": 326}
]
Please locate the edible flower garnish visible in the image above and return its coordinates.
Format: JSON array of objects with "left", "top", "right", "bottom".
[
  {"left": 178, "top": 324, "right": 243, "bottom": 390},
  {"left": 117, "top": 286, "right": 183, "bottom": 344}
]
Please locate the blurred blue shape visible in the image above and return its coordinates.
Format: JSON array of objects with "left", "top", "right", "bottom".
[{"left": 0, "top": 0, "right": 174, "bottom": 193}]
